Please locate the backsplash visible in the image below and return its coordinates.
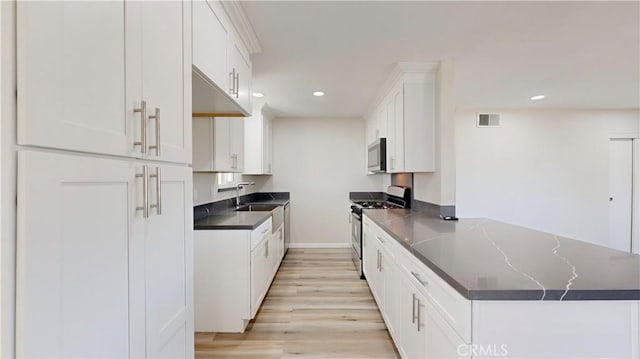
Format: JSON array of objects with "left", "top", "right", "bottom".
[
  {"left": 348, "top": 192, "right": 384, "bottom": 201},
  {"left": 192, "top": 172, "right": 271, "bottom": 206},
  {"left": 194, "top": 192, "right": 290, "bottom": 221}
]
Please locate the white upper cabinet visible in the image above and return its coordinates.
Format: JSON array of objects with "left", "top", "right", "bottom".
[
  {"left": 136, "top": 1, "right": 192, "bottom": 164},
  {"left": 192, "top": 0, "right": 253, "bottom": 116},
  {"left": 229, "top": 36, "right": 253, "bottom": 113},
  {"left": 17, "top": 1, "right": 191, "bottom": 164},
  {"left": 366, "top": 63, "right": 436, "bottom": 173},
  {"left": 243, "top": 102, "right": 273, "bottom": 175},
  {"left": 192, "top": 117, "right": 244, "bottom": 173},
  {"left": 193, "top": 0, "right": 229, "bottom": 91},
  {"left": 17, "top": 1, "right": 128, "bottom": 157}
]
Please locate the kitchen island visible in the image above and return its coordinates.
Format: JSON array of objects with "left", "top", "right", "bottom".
[{"left": 363, "top": 209, "right": 640, "bottom": 358}]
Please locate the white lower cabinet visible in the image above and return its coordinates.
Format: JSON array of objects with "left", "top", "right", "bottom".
[
  {"left": 399, "top": 276, "right": 427, "bottom": 359},
  {"left": 363, "top": 214, "right": 470, "bottom": 359},
  {"left": 195, "top": 218, "right": 285, "bottom": 333},
  {"left": 272, "top": 224, "right": 285, "bottom": 265},
  {"left": 381, "top": 249, "right": 400, "bottom": 338},
  {"left": 424, "top": 300, "right": 469, "bottom": 359},
  {"left": 251, "top": 233, "right": 271, "bottom": 318},
  {"left": 16, "top": 150, "right": 193, "bottom": 358}
]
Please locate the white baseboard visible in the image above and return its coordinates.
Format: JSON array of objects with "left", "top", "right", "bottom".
[{"left": 288, "top": 243, "right": 351, "bottom": 249}]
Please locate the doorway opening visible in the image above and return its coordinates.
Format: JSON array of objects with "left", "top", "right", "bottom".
[{"left": 608, "top": 138, "right": 639, "bottom": 253}]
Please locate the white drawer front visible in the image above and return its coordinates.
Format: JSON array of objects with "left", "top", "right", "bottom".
[
  {"left": 250, "top": 217, "right": 272, "bottom": 250},
  {"left": 398, "top": 249, "right": 472, "bottom": 343}
]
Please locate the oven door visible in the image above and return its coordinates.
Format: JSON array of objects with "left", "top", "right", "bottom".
[
  {"left": 350, "top": 212, "right": 363, "bottom": 278},
  {"left": 351, "top": 213, "right": 362, "bottom": 258}
]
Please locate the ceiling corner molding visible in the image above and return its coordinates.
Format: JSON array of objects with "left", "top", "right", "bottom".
[
  {"left": 365, "top": 62, "right": 440, "bottom": 117},
  {"left": 220, "top": 0, "right": 262, "bottom": 54}
]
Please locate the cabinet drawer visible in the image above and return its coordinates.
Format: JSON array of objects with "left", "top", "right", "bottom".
[
  {"left": 250, "top": 218, "right": 272, "bottom": 250},
  {"left": 397, "top": 248, "right": 471, "bottom": 343}
]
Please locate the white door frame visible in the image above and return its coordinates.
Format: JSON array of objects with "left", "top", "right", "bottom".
[{"left": 610, "top": 134, "right": 640, "bottom": 254}]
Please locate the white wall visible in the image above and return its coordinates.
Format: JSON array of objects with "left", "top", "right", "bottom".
[
  {"left": 0, "top": 1, "right": 16, "bottom": 356},
  {"left": 456, "top": 109, "right": 639, "bottom": 247},
  {"left": 262, "top": 117, "right": 382, "bottom": 246}
]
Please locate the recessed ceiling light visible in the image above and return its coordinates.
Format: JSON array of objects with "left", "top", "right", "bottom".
[
  {"left": 313, "top": 91, "right": 325, "bottom": 97},
  {"left": 530, "top": 95, "right": 545, "bottom": 101},
  {"left": 252, "top": 92, "right": 265, "bottom": 98}
]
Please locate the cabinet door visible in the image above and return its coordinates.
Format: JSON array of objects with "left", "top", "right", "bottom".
[
  {"left": 269, "top": 226, "right": 284, "bottom": 272},
  {"left": 17, "top": 2, "right": 132, "bottom": 157},
  {"left": 386, "top": 85, "right": 404, "bottom": 173},
  {"left": 269, "top": 232, "right": 279, "bottom": 277},
  {"left": 251, "top": 239, "right": 270, "bottom": 317},
  {"left": 139, "top": 0, "right": 191, "bottom": 164},
  {"left": 404, "top": 82, "right": 435, "bottom": 172},
  {"left": 278, "top": 226, "right": 285, "bottom": 262},
  {"left": 362, "top": 223, "right": 377, "bottom": 293},
  {"left": 192, "top": 0, "right": 229, "bottom": 90},
  {"left": 192, "top": 117, "right": 215, "bottom": 172},
  {"left": 381, "top": 252, "right": 399, "bottom": 338},
  {"left": 230, "top": 118, "right": 245, "bottom": 172},
  {"left": 144, "top": 165, "right": 193, "bottom": 358},
  {"left": 16, "top": 151, "right": 136, "bottom": 357},
  {"left": 264, "top": 114, "right": 273, "bottom": 174},
  {"left": 229, "top": 39, "right": 252, "bottom": 113},
  {"left": 393, "top": 86, "right": 405, "bottom": 172},
  {"left": 385, "top": 97, "right": 396, "bottom": 172},
  {"left": 213, "top": 117, "right": 233, "bottom": 172},
  {"left": 425, "top": 300, "right": 469, "bottom": 359},
  {"left": 243, "top": 113, "right": 263, "bottom": 174},
  {"left": 399, "top": 277, "right": 427, "bottom": 359}
]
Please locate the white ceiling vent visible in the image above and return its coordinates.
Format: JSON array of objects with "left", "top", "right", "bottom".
[{"left": 477, "top": 113, "right": 501, "bottom": 127}]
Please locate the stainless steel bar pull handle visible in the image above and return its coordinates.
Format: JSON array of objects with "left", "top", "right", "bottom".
[
  {"left": 135, "top": 166, "right": 149, "bottom": 218},
  {"left": 133, "top": 101, "right": 147, "bottom": 153},
  {"left": 411, "top": 293, "right": 416, "bottom": 324},
  {"left": 416, "top": 299, "right": 422, "bottom": 332},
  {"left": 235, "top": 72, "right": 240, "bottom": 98},
  {"left": 148, "top": 108, "right": 160, "bottom": 156},
  {"left": 229, "top": 68, "right": 237, "bottom": 95},
  {"left": 150, "top": 167, "right": 162, "bottom": 215}
]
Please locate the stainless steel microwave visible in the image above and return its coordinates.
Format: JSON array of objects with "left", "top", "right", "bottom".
[{"left": 368, "top": 138, "right": 386, "bottom": 172}]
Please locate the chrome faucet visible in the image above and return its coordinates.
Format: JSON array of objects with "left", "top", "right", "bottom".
[{"left": 236, "top": 182, "right": 255, "bottom": 208}]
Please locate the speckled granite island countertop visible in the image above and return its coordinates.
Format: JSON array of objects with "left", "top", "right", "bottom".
[{"left": 364, "top": 209, "right": 640, "bottom": 301}]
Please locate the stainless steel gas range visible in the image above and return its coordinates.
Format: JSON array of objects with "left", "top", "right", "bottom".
[{"left": 350, "top": 186, "right": 410, "bottom": 279}]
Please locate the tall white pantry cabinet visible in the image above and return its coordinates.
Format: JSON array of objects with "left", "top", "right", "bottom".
[{"left": 15, "top": 1, "right": 194, "bottom": 358}]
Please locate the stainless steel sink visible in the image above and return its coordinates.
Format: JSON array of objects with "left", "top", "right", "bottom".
[
  {"left": 235, "top": 204, "right": 280, "bottom": 212},
  {"left": 236, "top": 203, "right": 285, "bottom": 232}
]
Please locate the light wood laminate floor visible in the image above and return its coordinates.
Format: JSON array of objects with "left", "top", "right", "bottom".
[{"left": 195, "top": 248, "right": 400, "bottom": 358}]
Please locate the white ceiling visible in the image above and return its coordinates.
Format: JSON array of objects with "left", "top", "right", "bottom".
[{"left": 241, "top": 1, "right": 640, "bottom": 118}]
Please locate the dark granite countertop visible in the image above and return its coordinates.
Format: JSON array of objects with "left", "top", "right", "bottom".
[
  {"left": 364, "top": 209, "right": 640, "bottom": 301},
  {"left": 194, "top": 211, "right": 273, "bottom": 230},
  {"left": 194, "top": 198, "right": 289, "bottom": 230}
]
